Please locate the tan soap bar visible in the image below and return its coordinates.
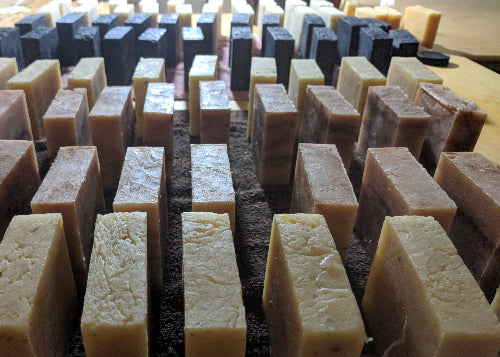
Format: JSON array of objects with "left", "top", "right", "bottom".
[
  {"left": 387, "top": 57, "right": 443, "bottom": 100},
  {"left": 263, "top": 214, "right": 366, "bottom": 356},
  {"left": 67, "top": 57, "right": 107, "bottom": 111},
  {"left": 0, "top": 58, "right": 18, "bottom": 89},
  {"left": 362, "top": 216, "right": 500, "bottom": 357},
  {"left": 191, "top": 144, "right": 235, "bottom": 231},
  {"left": 290, "top": 6, "right": 318, "bottom": 52},
  {"left": 300, "top": 85, "right": 360, "bottom": 169},
  {"left": 182, "top": 212, "right": 246, "bottom": 357},
  {"left": 493, "top": 288, "right": 500, "bottom": 320},
  {"left": 8, "top": 59, "right": 62, "bottom": 140},
  {"left": 199, "top": 80, "right": 230, "bottom": 144},
  {"left": 143, "top": 82, "right": 174, "bottom": 182},
  {"left": 81, "top": 212, "right": 149, "bottom": 357},
  {"left": 0, "top": 90, "right": 32, "bottom": 140},
  {"left": 0, "top": 140, "right": 40, "bottom": 239},
  {"left": 113, "top": 146, "right": 166, "bottom": 295},
  {"left": 89, "top": 86, "right": 134, "bottom": 192},
  {"left": 374, "top": 6, "right": 401, "bottom": 29},
  {"left": 356, "top": 85, "right": 430, "bottom": 160},
  {"left": 37, "top": 2, "right": 61, "bottom": 27},
  {"left": 0, "top": 213, "right": 78, "bottom": 357},
  {"left": 337, "top": 56, "right": 386, "bottom": 115},
  {"left": 355, "top": 147, "right": 456, "bottom": 256},
  {"left": 251, "top": 84, "right": 297, "bottom": 187},
  {"left": 402, "top": 5, "right": 441, "bottom": 48},
  {"left": 43, "top": 88, "right": 91, "bottom": 162},
  {"left": 177, "top": 3, "right": 193, "bottom": 54},
  {"left": 31, "top": 146, "right": 105, "bottom": 295},
  {"left": 291, "top": 144, "right": 358, "bottom": 262}
]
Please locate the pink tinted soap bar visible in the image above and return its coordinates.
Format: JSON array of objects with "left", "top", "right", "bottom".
[{"left": 0, "top": 90, "right": 32, "bottom": 140}]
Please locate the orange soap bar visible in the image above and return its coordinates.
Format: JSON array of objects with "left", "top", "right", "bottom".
[{"left": 402, "top": 5, "right": 441, "bottom": 48}]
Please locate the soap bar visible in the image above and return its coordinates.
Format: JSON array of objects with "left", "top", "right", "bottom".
[
  {"left": 0, "top": 28, "right": 24, "bottom": 71},
  {"left": 300, "top": 14, "right": 324, "bottom": 59},
  {"left": 358, "top": 26, "right": 392, "bottom": 75},
  {"left": 354, "top": 6, "right": 386, "bottom": 21},
  {"left": 74, "top": 26, "right": 101, "bottom": 60},
  {"left": 102, "top": 26, "right": 136, "bottom": 85},
  {"left": 108, "top": 0, "right": 127, "bottom": 15},
  {"left": 362, "top": 216, "right": 500, "bottom": 357},
  {"left": 290, "top": 6, "right": 317, "bottom": 52},
  {"left": 402, "top": 5, "right": 441, "bottom": 48},
  {"left": 92, "top": 14, "right": 120, "bottom": 41},
  {"left": 388, "top": 29, "right": 418, "bottom": 57},
  {"left": 197, "top": 13, "right": 215, "bottom": 54},
  {"left": 283, "top": 0, "right": 306, "bottom": 32},
  {"left": 263, "top": 26, "right": 294, "bottom": 89},
  {"left": 15, "top": 14, "right": 47, "bottom": 36},
  {"left": 260, "top": 14, "right": 280, "bottom": 56},
  {"left": 199, "top": 81, "right": 231, "bottom": 144},
  {"left": 337, "top": 16, "right": 367, "bottom": 58},
  {"left": 263, "top": 213, "right": 366, "bottom": 356},
  {"left": 0, "top": 214, "right": 78, "bottom": 357},
  {"left": 89, "top": 86, "right": 134, "bottom": 192},
  {"left": 158, "top": 13, "right": 179, "bottom": 68},
  {"left": 73, "top": 3, "right": 98, "bottom": 27},
  {"left": 81, "top": 212, "right": 149, "bottom": 357},
  {"left": 201, "top": 2, "right": 222, "bottom": 55},
  {"left": 20, "top": 27, "right": 59, "bottom": 67},
  {"left": 230, "top": 26, "right": 252, "bottom": 91},
  {"left": 310, "top": 0, "right": 332, "bottom": 11},
  {"left": 257, "top": 0, "right": 275, "bottom": 41},
  {"left": 0, "top": 90, "right": 32, "bottom": 140},
  {"left": 177, "top": 3, "right": 193, "bottom": 56},
  {"left": 355, "top": 147, "right": 456, "bottom": 256},
  {"left": 309, "top": 27, "right": 337, "bottom": 85},
  {"left": 341, "top": 0, "right": 357, "bottom": 17},
  {"left": 264, "top": 4, "right": 284, "bottom": 27},
  {"left": 374, "top": 5, "right": 401, "bottom": 29},
  {"left": 182, "top": 27, "right": 205, "bottom": 92},
  {"left": 37, "top": 2, "right": 61, "bottom": 28},
  {"left": 229, "top": 13, "right": 250, "bottom": 68},
  {"left": 137, "top": 27, "right": 167, "bottom": 62},
  {"left": 252, "top": 84, "right": 297, "bottom": 187},
  {"left": 167, "top": 0, "right": 183, "bottom": 13},
  {"left": 56, "top": 13, "right": 85, "bottom": 67},
  {"left": 182, "top": 212, "right": 246, "bottom": 357},
  {"left": 31, "top": 146, "right": 105, "bottom": 294},
  {"left": 139, "top": 2, "right": 159, "bottom": 28},
  {"left": 124, "top": 13, "right": 152, "bottom": 39},
  {"left": 0, "top": 58, "right": 18, "bottom": 89},
  {"left": 191, "top": 144, "right": 235, "bottom": 230},
  {"left": 493, "top": 289, "right": 500, "bottom": 319},
  {"left": 113, "top": 4, "right": 134, "bottom": 26},
  {"left": 67, "top": 57, "right": 107, "bottom": 111},
  {"left": 7, "top": 59, "right": 62, "bottom": 140},
  {"left": 291, "top": 145, "right": 358, "bottom": 262},
  {"left": 0, "top": 140, "right": 40, "bottom": 239},
  {"left": 114, "top": 147, "right": 166, "bottom": 295},
  {"left": 318, "top": 6, "right": 345, "bottom": 32},
  {"left": 356, "top": 85, "right": 430, "bottom": 160},
  {"left": 300, "top": 85, "right": 360, "bottom": 169}
]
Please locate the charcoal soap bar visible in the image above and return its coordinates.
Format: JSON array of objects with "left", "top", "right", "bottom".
[
  {"left": 197, "top": 13, "right": 215, "bottom": 55},
  {"left": 309, "top": 27, "right": 337, "bottom": 85},
  {"left": 182, "top": 27, "right": 205, "bottom": 92},
  {"left": 159, "top": 13, "right": 179, "bottom": 68},
  {"left": 20, "top": 27, "right": 58, "bottom": 67},
  {"left": 337, "top": 16, "right": 367, "bottom": 58},
  {"left": 0, "top": 28, "right": 24, "bottom": 71},
  {"left": 261, "top": 14, "right": 280, "bottom": 57},
  {"left": 124, "top": 13, "right": 152, "bottom": 39},
  {"left": 102, "top": 26, "right": 136, "bottom": 85},
  {"left": 15, "top": 14, "right": 47, "bottom": 36},
  {"left": 92, "top": 14, "right": 119, "bottom": 41},
  {"left": 56, "top": 13, "right": 85, "bottom": 67},
  {"left": 230, "top": 26, "right": 253, "bottom": 91},
  {"left": 389, "top": 29, "right": 419, "bottom": 57},
  {"left": 363, "top": 17, "right": 391, "bottom": 32},
  {"left": 264, "top": 26, "right": 294, "bottom": 89},
  {"left": 358, "top": 26, "right": 393, "bottom": 75},
  {"left": 229, "top": 13, "right": 251, "bottom": 68},
  {"left": 300, "top": 15, "right": 325, "bottom": 59},
  {"left": 137, "top": 28, "right": 167, "bottom": 61},
  {"left": 74, "top": 26, "right": 101, "bottom": 61}
]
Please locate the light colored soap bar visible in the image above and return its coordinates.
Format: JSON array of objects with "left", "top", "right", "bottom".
[
  {"left": 375, "top": 6, "right": 401, "bottom": 29},
  {"left": 113, "top": 146, "right": 166, "bottom": 295},
  {"left": 291, "top": 144, "right": 358, "bottom": 262},
  {"left": 74, "top": 3, "right": 98, "bottom": 26},
  {"left": 182, "top": 212, "right": 246, "bottom": 357},
  {"left": 341, "top": 0, "right": 357, "bottom": 16},
  {"left": 168, "top": 0, "right": 184, "bottom": 13},
  {"left": 0, "top": 140, "right": 40, "bottom": 239},
  {"left": 177, "top": 3, "right": 193, "bottom": 54},
  {"left": 402, "top": 5, "right": 441, "bottom": 48},
  {"left": 202, "top": 1, "right": 222, "bottom": 51},
  {"left": 0, "top": 58, "right": 18, "bottom": 89},
  {"left": 257, "top": 0, "right": 277, "bottom": 38},
  {"left": 355, "top": 6, "right": 386, "bottom": 21},
  {"left": 109, "top": 0, "right": 126, "bottom": 14},
  {"left": 81, "top": 212, "right": 149, "bottom": 357},
  {"left": 68, "top": 57, "right": 107, "bottom": 111},
  {"left": 300, "top": 85, "right": 360, "bottom": 169},
  {"left": 290, "top": 6, "right": 318, "bottom": 52},
  {"left": 8, "top": 59, "right": 62, "bottom": 140},
  {"left": 114, "top": 3, "right": 134, "bottom": 25},
  {"left": 89, "top": 86, "right": 134, "bottom": 192},
  {"left": 37, "top": 2, "right": 61, "bottom": 27},
  {"left": 493, "top": 288, "right": 500, "bottom": 320},
  {"left": 284, "top": 0, "right": 306, "bottom": 33},
  {"left": 318, "top": 6, "right": 345, "bottom": 32},
  {"left": 310, "top": 0, "right": 332, "bottom": 12},
  {"left": 336, "top": 56, "right": 386, "bottom": 116},
  {"left": 263, "top": 214, "right": 366, "bottom": 357},
  {"left": 0, "top": 213, "right": 78, "bottom": 357},
  {"left": 0, "top": 90, "right": 32, "bottom": 140},
  {"left": 199, "top": 80, "right": 230, "bottom": 144},
  {"left": 191, "top": 144, "right": 235, "bottom": 231},
  {"left": 140, "top": 2, "right": 159, "bottom": 27},
  {"left": 362, "top": 216, "right": 500, "bottom": 357}
]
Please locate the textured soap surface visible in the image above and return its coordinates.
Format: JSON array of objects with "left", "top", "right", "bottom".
[
  {"left": 67, "top": 57, "right": 107, "bottom": 110},
  {"left": 0, "top": 90, "right": 32, "bottom": 140},
  {"left": 199, "top": 80, "right": 231, "bottom": 144}
]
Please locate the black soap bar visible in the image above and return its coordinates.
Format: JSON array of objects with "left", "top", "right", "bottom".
[
  {"left": 182, "top": 27, "right": 205, "bottom": 92},
  {"left": 197, "top": 13, "right": 215, "bottom": 55},
  {"left": 261, "top": 14, "right": 279, "bottom": 57},
  {"left": 159, "top": 13, "right": 179, "bottom": 68},
  {"left": 337, "top": 16, "right": 367, "bottom": 59},
  {"left": 137, "top": 27, "right": 167, "bottom": 62},
  {"left": 358, "top": 26, "right": 393, "bottom": 75},
  {"left": 15, "top": 14, "right": 47, "bottom": 36},
  {"left": 92, "top": 14, "right": 119, "bottom": 41},
  {"left": 230, "top": 26, "right": 252, "bottom": 91},
  {"left": 21, "top": 27, "right": 58, "bottom": 67},
  {"left": 389, "top": 29, "right": 418, "bottom": 57},
  {"left": 309, "top": 27, "right": 338, "bottom": 85},
  {"left": 0, "top": 27, "right": 24, "bottom": 70},
  {"left": 74, "top": 26, "right": 101, "bottom": 62},
  {"left": 56, "top": 13, "right": 85, "bottom": 67},
  {"left": 300, "top": 15, "right": 325, "bottom": 59},
  {"left": 229, "top": 13, "right": 251, "bottom": 67},
  {"left": 363, "top": 17, "right": 391, "bottom": 33},
  {"left": 102, "top": 26, "right": 136, "bottom": 85},
  {"left": 124, "top": 13, "right": 152, "bottom": 39},
  {"left": 263, "top": 26, "right": 294, "bottom": 89}
]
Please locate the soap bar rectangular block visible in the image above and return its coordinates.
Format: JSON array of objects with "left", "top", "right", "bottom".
[
  {"left": 337, "top": 16, "right": 367, "bottom": 58},
  {"left": 197, "top": 13, "right": 215, "bottom": 55},
  {"left": 199, "top": 80, "right": 231, "bottom": 144},
  {"left": 56, "top": 13, "right": 85, "bottom": 67},
  {"left": 0, "top": 90, "right": 32, "bottom": 140},
  {"left": 318, "top": 7, "right": 345, "bottom": 33},
  {"left": 81, "top": 212, "right": 149, "bottom": 357},
  {"left": 74, "top": 3, "right": 99, "bottom": 27},
  {"left": 263, "top": 26, "right": 294, "bottom": 89},
  {"left": 102, "top": 26, "right": 136, "bottom": 85},
  {"left": 20, "top": 27, "right": 59, "bottom": 67},
  {"left": 74, "top": 26, "right": 101, "bottom": 60},
  {"left": 37, "top": 2, "right": 61, "bottom": 28},
  {"left": 230, "top": 26, "right": 253, "bottom": 91},
  {"left": 374, "top": 5, "right": 402, "bottom": 29},
  {"left": 0, "top": 58, "right": 18, "bottom": 90},
  {"left": 201, "top": 2, "right": 222, "bottom": 54},
  {"left": 290, "top": 6, "right": 317, "bottom": 53},
  {"left": 263, "top": 213, "right": 366, "bottom": 356},
  {"left": 300, "top": 14, "right": 324, "bottom": 59},
  {"left": 92, "top": 14, "right": 120, "bottom": 41},
  {"left": 177, "top": 3, "right": 192, "bottom": 56},
  {"left": 388, "top": 29, "right": 419, "bottom": 57},
  {"left": 0, "top": 27, "right": 24, "bottom": 71},
  {"left": 124, "top": 13, "right": 152, "bottom": 39},
  {"left": 67, "top": 57, "right": 107, "bottom": 111},
  {"left": 158, "top": 13, "right": 179, "bottom": 68},
  {"left": 260, "top": 14, "right": 280, "bottom": 57},
  {"left": 309, "top": 27, "right": 338, "bottom": 85},
  {"left": 358, "top": 26, "right": 392, "bottom": 75},
  {"left": 183, "top": 27, "right": 206, "bottom": 93},
  {"left": 113, "top": 4, "right": 134, "bottom": 26},
  {"left": 362, "top": 216, "right": 500, "bottom": 357},
  {"left": 182, "top": 212, "right": 246, "bottom": 357},
  {"left": 402, "top": 5, "right": 441, "bottom": 48},
  {"left": 15, "top": 14, "right": 47, "bottom": 36},
  {"left": 137, "top": 28, "right": 167, "bottom": 62},
  {"left": 284, "top": 0, "right": 306, "bottom": 32}
]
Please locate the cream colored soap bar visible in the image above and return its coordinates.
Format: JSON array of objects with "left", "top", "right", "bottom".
[
  {"left": 177, "top": 3, "right": 193, "bottom": 54},
  {"left": 0, "top": 213, "right": 78, "bottom": 357},
  {"left": 0, "top": 58, "right": 18, "bottom": 89},
  {"left": 74, "top": 3, "right": 98, "bottom": 26},
  {"left": 402, "top": 5, "right": 441, "bottom": 48},
  {"left": 31, "top": 146, "right": 105, "bottom": 295},
  {"left": 182, "top": 212, "right": 246, "bottom": 357},
  {"left": 284, "top": 0, "right": 306, "bottom": 31},
  {"left": 81, "top": 212, "right": 149, "bottom": 357},
  {"left": 113, "top": 146, "right": 166, "bottom": 295},
  {"left": 37, "top": 2, "right": 61, "bottom": 27},
  {"left": 8, "top": 59, "right": 62, "bottom": 140},
  {"left": 68, "top": 57, "right": 107, "bottom": 111},
  {"left": 114, "top": 3, "right": 134, "bottom": 25},
  {"left": 291, "top": 144, "right": 358, "bottom": 262},
  {"left": 318, "top": 7, "right": 345, "bottom": 32},
  {"left": 263, "top": 214, "right": 366, "bottom": 356},
  {"left": 363, "top": 216, "right": 500, "bottom": 357},
  {"left": 168, "top": 0, "right": 184, "bottom": 13},
  {"left": 199, "top": 80, "right": 230, "bottom": 144},
  {"left": 290, "top": 6, "right": 318, "bottom": 52},
  {"left": 0, "top": 90, "right": 32, "bottom": 140},
  {"left": 375, "top": 6, "right": 401, "bottom": 30}
]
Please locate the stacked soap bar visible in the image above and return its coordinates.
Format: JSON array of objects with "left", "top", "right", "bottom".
[
  {"left": 0, "top": 90, "right": 32, "bottom": 140},
  {"left": 67, "top": 57, "right": 107, "bottom": 111},
  {"left": 199, "top": 80, "right": 231, "bottom": 144}
]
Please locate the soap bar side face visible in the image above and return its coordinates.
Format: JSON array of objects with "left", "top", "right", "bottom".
[
  {"left": 0, "top": 90, "right": 32, "bottom": 141},
  {"left": 67, "top": 57, "right": 107, "bottom": 111},
  {"left": 0, "top": 58, "right": 18, "bottom": 90},
  {"left": 199, "top": 80, "right": 231, "bottom": 144},
  {"left": 402, "top": 5, "right": 441, "bottom": 48}
]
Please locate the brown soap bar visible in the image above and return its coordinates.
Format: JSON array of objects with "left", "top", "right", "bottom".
[
  {"left": 291, "top": 143, "right": 358, "bottom": 262},
  {"left": 356, "top": 85, "right": 430, "bottom": 160},
  {"left": 199, "top": 80, "right": 231, "bottom": 144},
  {"left": 0, "top": 90, "right": 32, "bottom": 140}
]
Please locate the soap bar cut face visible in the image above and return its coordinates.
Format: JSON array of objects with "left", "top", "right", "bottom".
[
  {"left": 182, "top": 212, "right": 246, "bottom": 357},
  {"left": 402, "top": 5, "right": 441, "bottom": 48},
  {"left": 199, "top": 80, "right": 231, "bottom": 144},
  {"left": 291, "top": 144, "right": 358, "bottom": 262},
  {"left": 81, "top": 212, "right": 149, "bottom": 357},
  {"left": 263, "top": 214, "right": 366, "bottom": 357},
  {"left": 0, "top": 90, "right": 32, "bottom": 140},
  {"left": 362, "top": 216, "right": 500, "bottom": 357},
  {"left": 0, "top": 213, "right": 78, "bottom": 357},
  {"left": 67, "top": 57, "right": 107, "bottom": 111}
]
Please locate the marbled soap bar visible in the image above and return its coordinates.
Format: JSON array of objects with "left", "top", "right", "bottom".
[
  {"left": 0, "top": 90, "right": 32, "bottom": 140},
  {"left": 199, "top": 80, "right": 230, "bottom": 144},
  {"left": 402, "top": 5, "right": 441, "bottom": 48},
  {"left": 67, "top": 57, "right": 107, "bottom": 111}
]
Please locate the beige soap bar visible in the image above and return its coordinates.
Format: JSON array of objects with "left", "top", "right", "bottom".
[
  {"left": 74, "top": 3, "right": 98, "bottom": 26},
  {"left": 300, "top": 85, "right": 360, "bottom": 169},
  {"left": 0, "top": 140, "right": 40, "bottom": 239},
  {"left": 31, "top": 146, "right": 105, "bottom": 295},
  {"left": 0, "top": 90, "right": 32, "bottom": 140},
  {"left": 402, "top": 5, "right": 441, "bottom": 48},
  {"left": 355, "top": 147, "right": 456, "bottom": 256},
  {"left": 8, "top": 59, "right": 62, "bottom": 140},
  {"left": 191, "top": 144, "right": 235, "bottom": 231},
  {"left": 362, "top": 216, "right": 500, "bottom": 357},
  {"left": 182, "top": 212, "right": 246, "bottom": 357},
  {"left": 113, "top": 3, "right": 134, "bottom": 25},
  {"left": 290, "top": 6, "right": 318, "bottom": 52},
  {"left": 37, "top": 2, "right": 61, "bottom": 27},
  {"left": 168, "top": 0, "right": 183, "bottom": 13},
  {"left": 113, "top": 146, "right": 166, "bottom": 295},
  {"left": 318, "top": 7, "right": 345, "bottom": 32},
  {"left": 199, "top": 80, "right": 230, "bottom": 144},
  {"left": 81, "top": 212, "right": 149, "bottom": 357},
  {"left": 291, "top": 144, "right": 358, "bottom": 262},
  {"left": 0, "top": 213, "right": 78, "bottom": 357},
  {"left": 284, "top": 0, "right": 306, "bottom": 32},
  {"left": 374, "top": 6, "right": 401, "bottom": 30},
  {"left": 67, "top": 57, "right": 107, "bottom": 111},
  {"left": 263, "top": 214, "right": 366, "bottom": 356},
  {"left": 177, "top": 3, "right": 193, "bottom": 55},
  {"left": 0, "top": 58, "right": 18, "bottom": 89}
]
